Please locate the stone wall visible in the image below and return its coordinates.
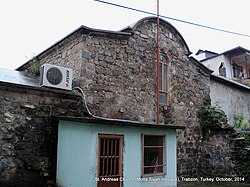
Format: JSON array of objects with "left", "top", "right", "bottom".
[
  {"left": 174, "top": 57, "right": 211, "bottom": 176},
  {"left": 0, "top": 82, "right": 82, "bottom": 187},
  {"left": 197, "top": 127, "right": 250, "bottom": 181},
  {"left": 18, "top": 17, "right": 212, "bottom": 178},
  {"left": 210, "top": 75, "right": 250, "bottom": 125},
  {"left": 2, "top": 17, "right": 250, "bottom": 186},
  {"left": 21, "top": 18, "right": 211, "bottom": 123},
  {"left": 198, "top": 128, "right": 236, "bottom": 176}
]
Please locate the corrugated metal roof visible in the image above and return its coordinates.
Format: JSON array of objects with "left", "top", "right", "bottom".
[{"left": 0, "top": 68, "right": 39, "bottom": 87}]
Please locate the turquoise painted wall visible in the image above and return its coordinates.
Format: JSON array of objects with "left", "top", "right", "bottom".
[{"left": 57, "top": 121, "right": 177, "bottom": 187}]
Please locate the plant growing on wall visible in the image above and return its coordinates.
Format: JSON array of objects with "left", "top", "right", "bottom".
[
  {"left": 30, "top": 58, "right": 41, "bottom": 76},
  {"left": 234, "top": 115, "right": 250, "bottom": 129},
  {"left": 233, "top": 115, "right": 250, "bottom": 147},
  {"left": 197, "top": 104, "right": 228, "bottom": 139},
  {"left": 231, "top": 115, "right": 250, "bottom": 182}
]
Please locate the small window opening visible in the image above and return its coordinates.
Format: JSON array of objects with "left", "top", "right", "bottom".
[
  {"left": 219, "top": 62, "right": 227, "bottom": 77},
  {"left": 159, "top": 54, "right": 169, "bottom": 105},
  {"left": 142, "top": 135, "right": 165, "bottom": 176}
]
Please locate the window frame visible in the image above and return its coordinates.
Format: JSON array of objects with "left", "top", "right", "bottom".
[
  {"left": 141, "top": 134, "right": 166, "bottom": 177},
  {"left": 159, "top": 53, "right": 169, "bottom": 105},
  {"left": 97, "top": 134, "right": 123, "bottom": 179}
]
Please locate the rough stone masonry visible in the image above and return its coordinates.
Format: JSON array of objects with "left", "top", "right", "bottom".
[
  {"left": 18, "top": 17, "right": 212, "bottom": 178},
  {"left": 0, "top": 83, "right": 83, "bottom": 187},
  {"left": 1, "top": 17, "right": 216, "bottom": 186}
]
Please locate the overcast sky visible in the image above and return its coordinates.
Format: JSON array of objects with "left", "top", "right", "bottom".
[{"left": 1, "top": 0, "right": 250, "bottom": 69}]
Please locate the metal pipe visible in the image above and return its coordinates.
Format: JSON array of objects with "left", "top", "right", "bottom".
[
  {"left": 156, "top": 0, "right": 160, "bottom": 124},
  {"left": 73, "top": 87, "right": 144, "bottom": 124}
]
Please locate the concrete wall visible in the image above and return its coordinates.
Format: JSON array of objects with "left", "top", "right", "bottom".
[
  {"left": 202, "top": 55, "right": 232, "bottom": 78},
  {"left": 57, "top": 120, "right": 177, "bottom": 187},
  {"left": 210, "top": 75, "right": 250, "bottom": 125}
]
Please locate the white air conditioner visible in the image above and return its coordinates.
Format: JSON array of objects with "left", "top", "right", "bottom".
[{"left": 40, "top": 64, "right": 73, "bottom": 90}]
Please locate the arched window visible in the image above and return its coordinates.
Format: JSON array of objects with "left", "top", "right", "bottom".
[
  {"left": 159, "top": 54, "right": 169, "bottom": 105},
  {"left": 219, "top": 62, "right": 227, "bottom": 77}
]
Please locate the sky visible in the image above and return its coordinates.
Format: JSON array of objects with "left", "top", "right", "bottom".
[{"left": 1, "top": 0, "right": 250, "bottom": 69}]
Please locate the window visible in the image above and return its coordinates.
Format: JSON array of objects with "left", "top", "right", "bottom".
[
  {"left": 218, "top": 62, "right": 226, "bottom": 77},
  {"left": 159, "top": 54, "right": 169, "bottom": 105},
  {"left": 97, "top": 134, "right": 123, "bottom": 187},
  {"left": 142, "top": 134, "right": 165, "bottom": 176},
  {"left": 232, "top": 63, "right": 243, "bottom": 78}
]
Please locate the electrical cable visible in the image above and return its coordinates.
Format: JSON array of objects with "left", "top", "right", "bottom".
[
  {"left": 73, "top": 87, "right": 142, "bottom": 124},
  {"left": 93, "top": 0, "right": 250, "bottom": 38}
]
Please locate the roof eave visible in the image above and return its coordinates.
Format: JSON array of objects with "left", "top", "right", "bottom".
[
  {"left": 189, "top": 56, "right": 214, "bottom": 74},
  {"left": 54, "top": 116, "right": 186, "bottom": 130},
  {"left": 16, "top": 25, "right": 131, "bottom": 71}
]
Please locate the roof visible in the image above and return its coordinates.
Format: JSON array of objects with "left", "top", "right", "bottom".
[
  {"left": 0, "top": 68, "right": 81, "bottom": 99},
  {"left": 189, "top": 57, "right": 213, "bottom": 74},
  {"left": 0, "top": 68, "right": 39, "bottom": 87},
  {"left": 17, "top": 16, "right": 192, "bottom": 70},
  {"left": 200, "top": 46, "right": 250, "bottom": 62},
  {"left": 16, "top": 25, "right": 131, "bottom": 71},
  {"left": 211, "top": 74, "right": 250, "bottom": 91},
  {"left": 55, "top": 116, "right": 186, "bottom": 130},
  {"left": 121, "top": 17, "right": 191, "bottom": 55},
  {"left": 221, "top": 46, "right": 250, "bottom": 56},
  {"left": 195, "top": 49, "right": 218, "bottom": 56}
]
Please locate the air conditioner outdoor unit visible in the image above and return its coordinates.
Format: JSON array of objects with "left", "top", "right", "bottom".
[{"left": 40, "top": 64, "right": 73, "bottom": 90}]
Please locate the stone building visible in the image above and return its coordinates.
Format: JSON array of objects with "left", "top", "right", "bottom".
[
  {"left": 17, "top": 16, "right": 213, "bottom": 174},
  {"left": 1, "top": 17, "right": 214, "bottom": 186},
  {"left": 17, "top": 17, "right": 211, "bottom": 127},
  {"left": 0, "top": 69, "right": 83, "bottom": 186}
]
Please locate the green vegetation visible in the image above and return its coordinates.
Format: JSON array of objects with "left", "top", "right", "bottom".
[
  {"left": 232, "top": 115, "right": 250, "bottom": 183},
  {"left": 198, "top": 106, "right": 250, "bottom": 182},
  {"left": 234, "top": 114, "right": 250, "bottom": 144},
  {"left": 239, "top": 132, "right": 250, "bottom": 145},
  {"left": 30, "top": 58, "right": 41, "bottom": 76},
  {"left": 234, "top": 115, "right": 250, "bottom": 129},
  {"left": 197, "top": 104, "right": 228, "bottom": 139}
]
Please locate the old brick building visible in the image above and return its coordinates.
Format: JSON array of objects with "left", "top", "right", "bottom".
[{"left": 1, "top": 17, "right": 213, "bottom": 186}]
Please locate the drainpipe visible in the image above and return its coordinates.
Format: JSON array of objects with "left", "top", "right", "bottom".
[{"left": 156, "top": 0, "right": 160, "bottom": 124}]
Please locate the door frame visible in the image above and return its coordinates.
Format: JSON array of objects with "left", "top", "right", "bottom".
[{"left": 97, "top": 134, "right": 124, "bottom": 187}]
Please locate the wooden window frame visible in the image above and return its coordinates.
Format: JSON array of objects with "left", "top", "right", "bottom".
[
  {"left": 142, "top": 134, "right": 166, "bottom": 177},
  {"left": 97, "top": 134, "right": 123, "bottom": 179},
  {"left": 159, "top": 53, "right": 169, "bottom": 105}
]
